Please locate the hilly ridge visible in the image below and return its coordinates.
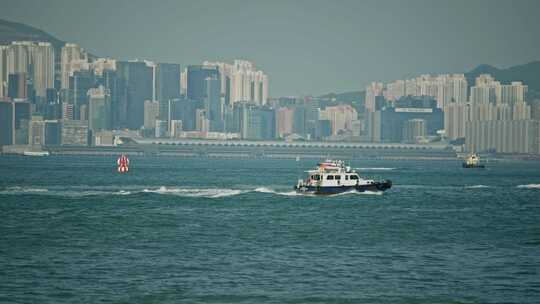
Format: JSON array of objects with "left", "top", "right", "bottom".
[
  {"left": 465, "top": 61, "right": 540, "bottom": 94},
  {"left": 0, "top": 19, "right": 65, "bottom": 49}
]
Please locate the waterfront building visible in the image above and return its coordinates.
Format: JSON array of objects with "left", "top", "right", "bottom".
[
  {"left": 531, "top": 99, "right": 540, "bottom": 121},
  {"left": 435, "top": 74, "right": 468, "bottom": 107},
  {"left": 61, "top": 102, "right": 74, "bottom": 120},
  {"left": 0, "top": 99, "right": 31, "bottom": 146},
  {"left": 402, "top": 119, "right": 427, "bottom": 143},
  {"left": 93, "top": 131, "right": 115, "bottom": 147},
  {"left": 90, "top": 58, "right": 116, "bottom": 76},
  {"left": 79, "top": 104, "right": 88, "bottom": 122},
  {"left": 469, "top": 74, "right": 501, "bottom": 104},
  {"left": 143, "top": 100, "right": 159, "bottom": 131},
  {"left": 116, "top": 60, "right": 154, "bottom": 129},
  {"left": 500, "top": 82, "right": 527, "bottom": 104},
  {"left": 180, "top": 68, "right": 187, "bottom": 96},
  {"left": 234, "top": 102, "right": 275, "bottom": 140},
  {"left": 6, "top": 41, "right": 32, "bottom": 76},
  {"left": 29, "top": 117, "right": 45, "bottom": 146},
  {"left": 61, "top": 43, "right": 88, "bottom": 89},
  {"left": 14, "top": 100, "right": 31, "bottom": 145},
  {"left": 195, "top": 108, "right": 210, "bottom": 132},
  {"left": 444, "top": 102, "right": 470, "bottom": 140},
  {"left": 155, "top": 120, "right": 168, "bottom": 138},
  {"left": 186, "top": 65, "right": 219, "bottom": 102},
  {"left": 203, "top": 60, "right": 269, "bottom": 106},
  {"left": 7, "top": 73, "right": 27, "bottom": 99},
  {"left": 0, "top": 99, "right": 14, "bottom": 146},
  {"left": 88, "top": 86, "right": 112, "bottom": 131},
  {"left": 319, "top": 104, "right": 359, "bottom": 136},
  {"left": 29, "top": 118, "right": 60, "bottom": 146},
  {"left": 315, "top": 120, "right": 332, "bottom": 140},
  {"left": 156, "top": 63, "right": 181, "bottom": 120},
  {"left": 445, "top": 101, "right": 532, "bottom": 145},
  {"left": 466, "top": 120, "right": 539, "bottom": 154},
  {"left": 367, "top": 96, "right": 443, "bottom": 143},
  {"left": 276, "top": 107, "right": 294, "bottom": 138},
  {"left": 97, "top": 70, "right": 127, "bottom": 129},
  {"left": 61, "top": 119, "right": 88, "bottom": 146},
  {"left": 470, "top": 74, "right": 528, "bottom": 104},
  {"left": 204, "top": 75, "right": 223, "bottom": 131},
  {"left": 0, "top": 45, "right": 6, "bottom": 97},
  {"left": 31, "top": 42, "right": 55, "bottom": 97},
  {"left": 169, "top": 120, "right": 183, "bottom": 138},
  {"left": 68, "top": 70, "right": 95, "bottom": 120},
  {"left": 167, "top": 98, "right": 200, "bottom": 131},
  {"left": 365, "top": 82, "right": 384, "bottom": 112},
  {"left": 385, "top": 80, "right": 405, "bottom": 102},
  {"left": 293, "top": 105, "right": 306, "bottom": 136},
  {"left": 379, "top": 74, "right": 467, "bottom": 108}
]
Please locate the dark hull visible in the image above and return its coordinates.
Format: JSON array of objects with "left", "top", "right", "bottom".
[
  {"left": 295, "top": 180, "right": 392, "bottom": 195},
  {"left": 462, "top": 163, "right": 485, "bottom": 168}
]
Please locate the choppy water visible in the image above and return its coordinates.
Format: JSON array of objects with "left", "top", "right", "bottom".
[{"left": 1, "top": 155, "right": 539, "bottom": 303}]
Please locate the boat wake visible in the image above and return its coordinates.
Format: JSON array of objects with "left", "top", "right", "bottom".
[
  {"left": 517, "top": 184, "right": 540, "bottom": 189},
  {"left": 142, "top": 186, "right": 246, "bottom": 198},
  {"left": 1, "top": 185, "right": 387, "bottom": 198},
  {"left": 465, "top": 185, "right": 491, "bottom": 189},
  {"left": 0, "top": 186, "right": 132, "bottom": 197},
  {"left": 1, "top": 186, "right": 49, "bottom": 194},
  {"left": 254, "top": 187, "right": 302, "bottom": 196}
]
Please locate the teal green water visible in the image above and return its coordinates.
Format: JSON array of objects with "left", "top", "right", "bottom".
[{"left": 1, "top": 156, "right": 539, "bottom": 303}]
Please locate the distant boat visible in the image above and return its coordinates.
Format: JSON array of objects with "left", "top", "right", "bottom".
[
  {"left": 462, "top": 153, "right": 485, "bottom": 168},
  {"left": 117, "top": 154, "right": 129, "bottom": 173},
  {"left": 23, "top": 151, "right": 50, "bottom": 157}
]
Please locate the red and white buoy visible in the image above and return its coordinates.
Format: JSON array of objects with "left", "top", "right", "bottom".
[{"left": 117, "top": 154, "right": 129, "bottom": 173}]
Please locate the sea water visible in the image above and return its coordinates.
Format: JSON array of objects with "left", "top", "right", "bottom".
[{"left": 1, "top": 155, "right": 539, "bottom": 303}]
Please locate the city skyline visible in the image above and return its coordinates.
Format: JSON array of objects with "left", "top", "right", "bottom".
[
  {"left": 0, "top": 1, "right": 539, "bottom": 156},
  {"left": 1, "top": 0, "right": 540, "bottom": 96}
]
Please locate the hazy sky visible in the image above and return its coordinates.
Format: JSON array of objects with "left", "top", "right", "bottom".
[{"left": 1, "top": 0, "right": 539, "bottom": 96}]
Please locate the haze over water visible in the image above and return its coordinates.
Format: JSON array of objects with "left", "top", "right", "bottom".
[{"left": 1, "top": 156, "right": 539, "bottom": 303}]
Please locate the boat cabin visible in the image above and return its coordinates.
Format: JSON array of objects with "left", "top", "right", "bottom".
[{"left": 301, "top": 160, "right": 375, "bottom": 187}]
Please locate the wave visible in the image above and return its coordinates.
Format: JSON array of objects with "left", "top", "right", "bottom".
[
  {"left": 517, "top": 184, "right": 540, "bottom": 189},
  {"left": 356, "top": 190, "right": 384, "bottom": 195},
  {"left": 356, "top": 167, "right": 396, "bottom": 171},
  {"left": 254, "top": 187, "right": 302, "bottom": 196},
  {"left": 465, "top": 185, "right": 491, "bottom": 189},
  {"left": 0, "top": 186, "right": 49, "bottom": 194},
  {"left": 328, "top": 189, "right": 383, "bottom": 196},
  {"left": 396, "top": 184, "right": 465, "bottom": 190},
  {"left": 142, "top": 186, "right": 246, "bottom": 198}
]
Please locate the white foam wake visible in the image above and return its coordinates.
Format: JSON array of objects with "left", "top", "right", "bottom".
[
  {"left": 254, "top": 187, "right": 383, "bottom": 197},
  {"left": 142, "top": 186, "right": 246, "bottom": 198},
  {"left": 465, "top": 185, "right": 491, "bottom": 189},
  {"left": 356, "top": 190, "right": 384, "bottom": 195},
  {"left": 1, "top": 185, "right": 387, "bottom": 198},
  {"left": 0, "top": 187, "right": 133, "bottom": 197},
  {"left": 254, "top": 187, "right": 301, "bottom": 196},
  {"left": 336, "top": 190, "right": 383, "bottom": 196},
  {"left": 1, "top": 186, "right": 49, "bottom": 194},
  {"left": 517, "top": 184, "right": 540, "bottom": 189}
]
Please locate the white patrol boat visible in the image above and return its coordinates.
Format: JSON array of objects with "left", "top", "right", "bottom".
[{"left": 294, "top": 160, "right": 392, "bottom": 195}]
